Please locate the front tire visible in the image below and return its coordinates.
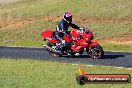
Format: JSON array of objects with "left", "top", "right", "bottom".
[{"left": 88, "top": 45, "right": 104, "bottom": 59}]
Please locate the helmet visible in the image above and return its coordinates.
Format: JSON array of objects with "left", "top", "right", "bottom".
[{"left": 63, "top": 12, "right": 72, "bottom": 23}]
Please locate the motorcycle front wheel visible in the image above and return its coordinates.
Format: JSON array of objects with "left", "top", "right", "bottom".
[{"left": 88, "top": 45, "right": 104, "bottom": 59}]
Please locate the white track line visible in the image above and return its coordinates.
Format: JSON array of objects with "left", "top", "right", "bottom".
[{"left": 70, "top": 63, "right": 132, "bottom": 70}]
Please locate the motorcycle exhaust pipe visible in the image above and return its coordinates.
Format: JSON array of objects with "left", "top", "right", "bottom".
[{"left": 44, "top": 45, "right": 57, "bottom": 53}]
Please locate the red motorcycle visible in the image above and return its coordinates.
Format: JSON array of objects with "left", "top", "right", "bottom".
[{"left": 41, "top": 27, "right": 104, "bottom": 59}]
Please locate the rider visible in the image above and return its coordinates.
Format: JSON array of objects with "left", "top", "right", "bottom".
[{"left": 53, "top": 12, "right": 80, "bottom": 54}]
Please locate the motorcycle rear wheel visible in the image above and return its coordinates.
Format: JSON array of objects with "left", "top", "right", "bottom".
[{"left": 46, "top": 42, "right": 61, "bottom": 57}]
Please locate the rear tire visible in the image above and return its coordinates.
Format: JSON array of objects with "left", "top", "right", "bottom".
[
  {"left": 46, "top": 42, "right": 60, "bottom": 57},
  {"left": 88, "top": 45, "right": 104, "bottom": 59}
]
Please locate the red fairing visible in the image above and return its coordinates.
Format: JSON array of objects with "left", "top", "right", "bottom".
[
  {"left": 70, "top": 30, "right": 90, "bottom": 52},
  {"left": 89, "top": 42, "right": 99, "bottom": 49},
  {"left": 41, "top": 30, "right": 59, "bottom": 43},
  {"left": 70, "top": 30, "right": 79, "bottom": 39},
  {"left": 63, "top": 36, "right": 72, "bottom": 43},
  {"left": 71, "top": 39, "right": 88, "bottom": 52},
  {"left": 41, "top": 30, "right": 53, "bottom": 39}
]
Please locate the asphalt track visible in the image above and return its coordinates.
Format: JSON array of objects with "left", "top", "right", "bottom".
[{"left": 0, "top": 46, "right": 132, "bottom": 68}]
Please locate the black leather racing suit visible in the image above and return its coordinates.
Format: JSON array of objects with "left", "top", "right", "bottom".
[{"left": 53, "top": 19, "right": 79, "bottom": 53}]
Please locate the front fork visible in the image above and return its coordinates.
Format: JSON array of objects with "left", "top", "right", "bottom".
[{"left": 86, "top": 41, "right": 99, "bottom": 52}]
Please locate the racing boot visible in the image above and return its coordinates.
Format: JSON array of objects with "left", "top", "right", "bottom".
[
  {"left": 55, "top": 42, "right": 67, "bottom": 55},
  {"left": 55, "top": 45, "right": 63, "bottom": 54}
]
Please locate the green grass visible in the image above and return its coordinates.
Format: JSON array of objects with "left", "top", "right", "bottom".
[
  {"left": 0, "top": 20, "right": 56, "bottom": 47},
  {"left": 0, "top": 59, "right": 132, "bottom": 88},
  {"left": 101, "top": 43, "right": 132, "bottom": 52},
  {"left": 1, "top": 0, "right": 132, "bottom": 19},
  {"left": 89, "top": 24, "right": 132, "bottom": 40}
]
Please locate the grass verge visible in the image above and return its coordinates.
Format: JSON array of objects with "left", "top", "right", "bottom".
[
  {"left": 0, "top": 59, "right": 132, "bottom": 88},
  {"left": 101, "top": 43, "right": 132, "bottom": 52}
]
